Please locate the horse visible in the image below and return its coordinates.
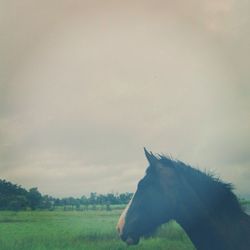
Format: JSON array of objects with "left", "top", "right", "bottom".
[{"left": 117, "top": 148, "right": 250, "bottom": 250}]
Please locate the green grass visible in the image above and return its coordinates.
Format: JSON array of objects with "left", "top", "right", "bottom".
[{"left": 0, "top": 210, "right": 195, "bottom": 250}]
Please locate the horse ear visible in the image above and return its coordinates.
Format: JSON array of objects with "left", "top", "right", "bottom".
[{"left": 144, "top": 147, "right": 158, "bottom": 165}]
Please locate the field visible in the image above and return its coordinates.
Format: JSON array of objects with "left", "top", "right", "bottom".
[{"left": 0, "top": 208, "right": 195, "bottom": 250}]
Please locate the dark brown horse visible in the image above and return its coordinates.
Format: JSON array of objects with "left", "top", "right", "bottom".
[{"left": 117, "top": 148, "right": 250, "bottom": 250}]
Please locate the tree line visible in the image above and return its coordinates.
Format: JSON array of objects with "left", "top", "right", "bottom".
[{"left": 0, "top": 179, "right": 133, "bottom": 211}]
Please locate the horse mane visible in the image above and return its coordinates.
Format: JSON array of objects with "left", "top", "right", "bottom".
[{"left": 157, "top": 154, "right": 243, "bottom": 216}]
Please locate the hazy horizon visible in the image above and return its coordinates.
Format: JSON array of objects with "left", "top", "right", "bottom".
[{"left": 1, "top": 0, "right": 249, "bottom": 198}]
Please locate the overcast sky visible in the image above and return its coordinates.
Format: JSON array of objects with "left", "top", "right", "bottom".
[{"left": 1, "top": 0, "right": 249, "bottom": 198}]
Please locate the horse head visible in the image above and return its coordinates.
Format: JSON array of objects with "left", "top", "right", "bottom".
[{"left": 117, "top": 148, "right": 193, "bottom": 245}]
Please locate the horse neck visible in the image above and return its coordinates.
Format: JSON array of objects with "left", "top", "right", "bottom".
[
  {"left": 171, "top": 179, "right": 250, "bottom": 250},
  {"left": 179, "top": 209, "right": 250, "bottom": 250}
]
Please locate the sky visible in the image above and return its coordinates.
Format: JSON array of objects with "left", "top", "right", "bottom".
[{"left": 0, "top": 0, "right": 249, "bottom": 198}]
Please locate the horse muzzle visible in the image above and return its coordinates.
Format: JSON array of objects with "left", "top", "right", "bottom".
[{"left": 120, "top": 233, "right": 140, "bottom": 245}]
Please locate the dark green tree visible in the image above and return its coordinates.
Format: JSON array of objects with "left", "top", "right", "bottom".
[{"left": 27, "top": 188, "right": 42, "bottom": 210}]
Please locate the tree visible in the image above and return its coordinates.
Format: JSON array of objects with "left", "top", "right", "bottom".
[
  {"left": 40, "top": 195, "right": 54, "bottom": 210},
  {"left": 27, "top": 188, "right": 42, "bottom": 210},
  {"left": 89, "top": 192, "right": 97, "bottom": 204},
  {"left": 8, "top": 195, "right": 28, "bottom": 211},
  {"left": 0, "top": 179, "right": 28, "bottom": 210}
]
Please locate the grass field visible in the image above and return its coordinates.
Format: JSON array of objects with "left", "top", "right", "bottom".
[{"left": 0, "top": 209, "right": 195, "bottom": 250}]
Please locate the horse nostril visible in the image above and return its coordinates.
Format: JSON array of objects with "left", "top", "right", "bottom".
[{"left": 126, "top": 237, "right": 134, "bottom": 245}]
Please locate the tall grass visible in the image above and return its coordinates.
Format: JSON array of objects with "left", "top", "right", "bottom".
[{"left": 0, "top": 210, "right": 195, "bottom": 250}]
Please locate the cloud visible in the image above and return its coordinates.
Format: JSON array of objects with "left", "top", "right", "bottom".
[{"left": 0, "top": 0, "right": 249, "bottom": 197}]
